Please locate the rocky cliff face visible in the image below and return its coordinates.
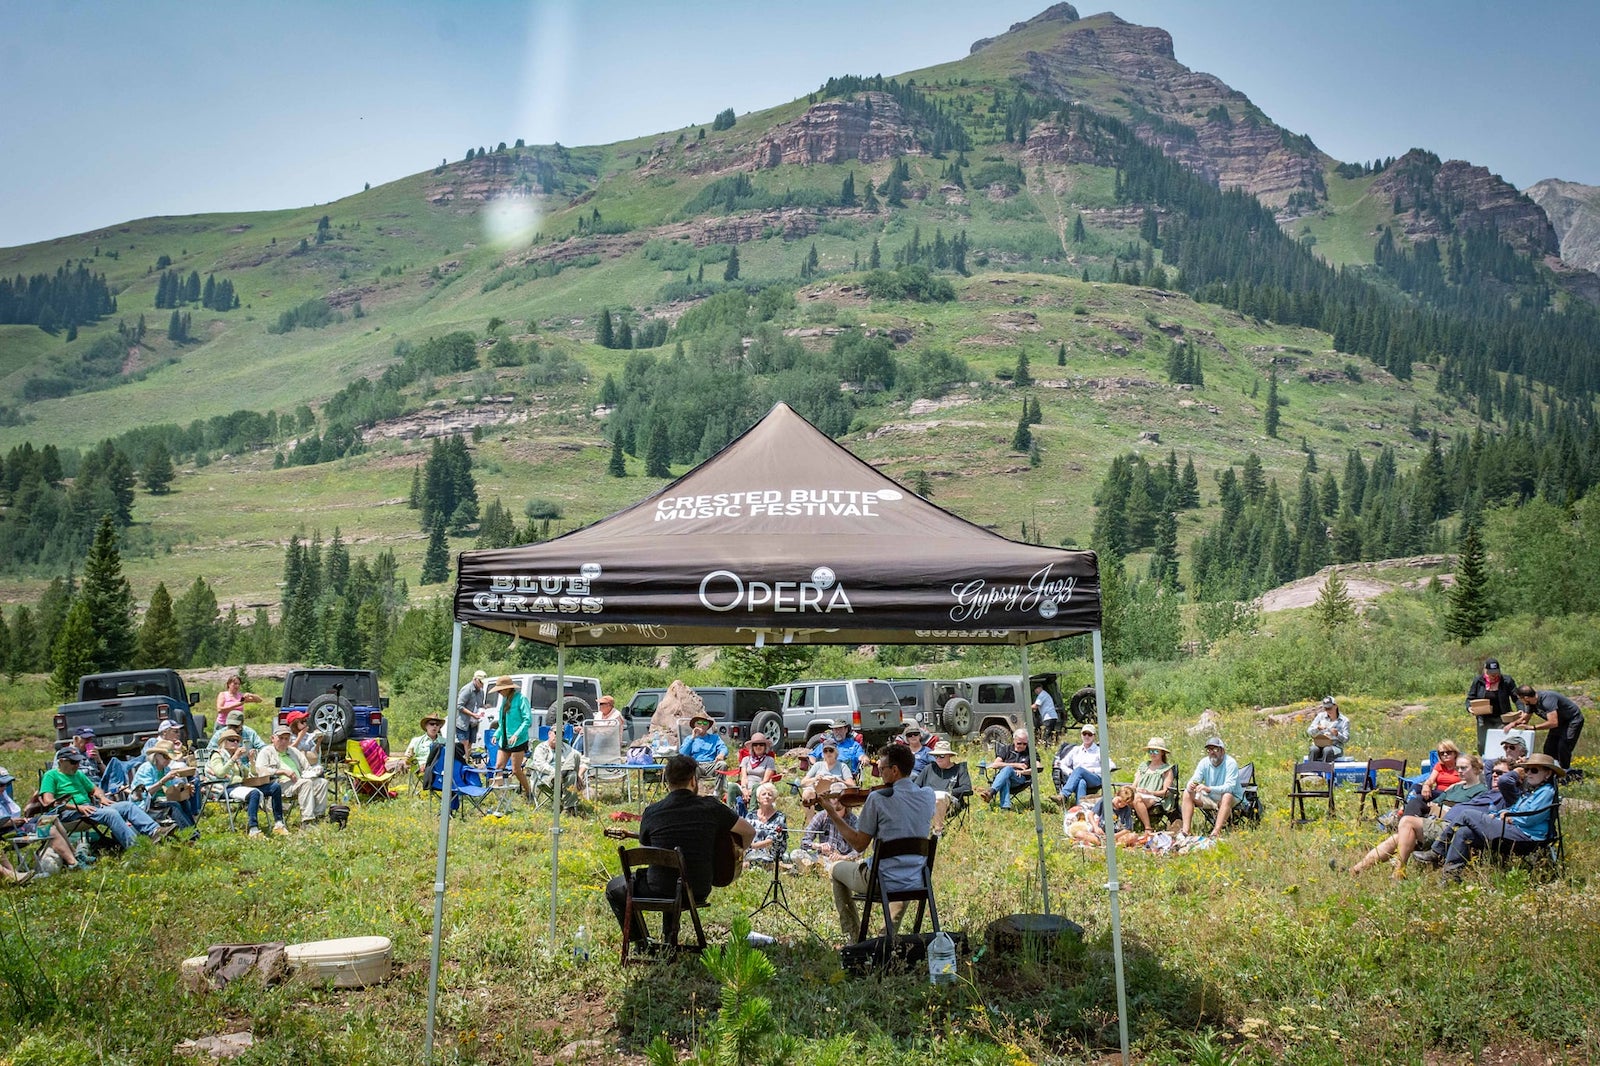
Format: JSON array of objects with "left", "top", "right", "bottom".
[
  {"left": 752, "top": 92, "right": 920, "bottom": 169},
  {"left": 991, "top": 13, "right": 1325, "bottom": 209},
  {"left": 1527, "top": 178, "right": 1600, "bottom": 275},
  {"left": 1370, "top": 149, "right": 1558, "bottom": 258}
]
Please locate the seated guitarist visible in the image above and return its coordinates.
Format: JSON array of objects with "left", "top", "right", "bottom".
[
  {"left": 820, "top": 744, "right": 935, "bottom": 941},
  {"left": 605, "top": 754, "right": 755, "bottom": 949}
]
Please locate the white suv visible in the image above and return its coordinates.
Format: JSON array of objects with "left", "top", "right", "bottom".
[{"left": 767, "top": 679, "right": 905, "bottom": 748}]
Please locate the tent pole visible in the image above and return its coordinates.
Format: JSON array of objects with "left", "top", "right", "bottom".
[
  {"left": 1092, "top": 629, "right": 1130, "bottom": 1065},
  {"left": 548, "top": 638, "right": 567, "bottom": 952},
  {"left": 425, "top": 621, "right": 464, "bottom": 1065},
  {"left": 1018, "top": 640, "right": 1050, "bottom": 916}
]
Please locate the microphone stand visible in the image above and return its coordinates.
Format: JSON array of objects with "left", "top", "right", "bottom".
[{"left": 750, "top": 823, "right": 826, "bottom": 945}]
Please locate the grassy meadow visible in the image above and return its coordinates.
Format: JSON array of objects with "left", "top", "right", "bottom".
[{"left": 1, "top": 594, "right": 1595, "bottom": 1066}]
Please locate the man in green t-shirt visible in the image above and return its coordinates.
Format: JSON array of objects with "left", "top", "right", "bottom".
[{"left": 39, "top": 748, "right": 169, "bottom": 850}]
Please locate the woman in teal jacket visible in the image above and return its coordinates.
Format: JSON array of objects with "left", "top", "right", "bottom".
[{"left": 490, "top": 676, "right": 535, "bottom": 799}]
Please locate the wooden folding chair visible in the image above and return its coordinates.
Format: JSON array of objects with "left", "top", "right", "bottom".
[
  {"left": 1289, "top": 760, "right": 1337, "bottom": 824},
  {"left": 616, "top": 844, "right": 705, "bottom": 964},
  {"left": 857, "top": 836, "right": 940, "bottom": 956},
  {"left": 1356, "top": 757, "right": 1408, "bottom": 818}
]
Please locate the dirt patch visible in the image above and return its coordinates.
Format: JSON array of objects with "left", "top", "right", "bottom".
[{"left": 1258, "top": 557, "right": 1455, "bottom": 613}]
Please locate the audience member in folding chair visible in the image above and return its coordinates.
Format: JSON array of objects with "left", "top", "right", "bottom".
[
  {"left": 818, "top": 744, "right": 936, "bottom": 942},
  {"left": 911, "top": 742, "right": 971, "bottom": 834},
  {"left": 1179, "top": 737, "right": 1246, "bottom": 837},
  {"left": 129, "top": 740, "right": 200, "bottom": 842},
  {"left": 0, "top": 766, "right": 82, "bottom": 879},
  {"left": 528, "top": 732, "right": 585, "bottom": 811},
  {"left": 40, "top": 746, "right": 168, "bottom": 851},
  {"left": 1420, "top": 753, "right": 1563, "bottom": 880},
  {"left": 205, "top": 730, "right": 288, "bottom": 837},
  {"left": 1129, "top": 736, "right": 1179, "bottom": 832}
]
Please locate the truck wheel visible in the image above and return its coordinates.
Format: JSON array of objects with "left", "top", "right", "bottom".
[
  {"left": 307, "top": 694, "right": 356, "bottom": 747},
  {"left": 940, "top": 697, "right": 973, "bottom": 737},
  {"left": 1068, "top": 687, "right": 1098, "bottom": 726},
  {"left": 548, "top": 696, "right": 591, "bottom": 729},
  {"left": 750, "top": 711, "right": 785, "bottom": 749},
  {"left": 981, "top": 723, "right": 1011, "bottom": 751}
]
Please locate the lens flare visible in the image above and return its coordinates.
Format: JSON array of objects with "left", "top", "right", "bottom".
[{"left": 483, "top": 196, "right": 541, "bottom": 246}]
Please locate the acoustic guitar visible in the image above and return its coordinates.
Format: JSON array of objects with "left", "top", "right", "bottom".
[{"left": 603, "top": 825, "right": 745, "bottom": 888}]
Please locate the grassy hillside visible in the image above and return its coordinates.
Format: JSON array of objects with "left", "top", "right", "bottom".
[{"left": 0, "top": 11, "right": 1549, "bottom": 617}]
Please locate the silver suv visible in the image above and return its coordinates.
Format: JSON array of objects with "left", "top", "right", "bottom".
[{"left": 767, "top": 679, "right": 904, "bottom": 748}]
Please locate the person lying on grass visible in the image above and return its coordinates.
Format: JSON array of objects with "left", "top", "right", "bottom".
[{"left": 1351, "top": 753, "right": 1485, "bottom": 879}]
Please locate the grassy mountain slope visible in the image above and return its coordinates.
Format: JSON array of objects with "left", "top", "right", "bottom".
[{"left": 0, "top": 7, "right": 1543, "bottom": 614}]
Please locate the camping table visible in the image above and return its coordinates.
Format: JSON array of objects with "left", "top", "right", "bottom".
[{"left": 586, "top": 763, "right": 665, "bottom": 804}]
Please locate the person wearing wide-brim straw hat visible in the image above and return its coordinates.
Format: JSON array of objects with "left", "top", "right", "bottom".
[
  {"left": 488, "top": 677, "right": 534, "bottom": 799},
  {"left": 398, "top": 715, "right": 447, "bottom": 770},
  {"left": 1131, "top": 737, "right": 1177, "bottom": 833},
  {"left": 1418, "top": 751, "right": 1564, "bottom": 880}
]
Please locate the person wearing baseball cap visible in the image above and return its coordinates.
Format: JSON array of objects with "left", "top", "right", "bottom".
[
  {"left": 455, "top": 670, "right": 492, "bottom": 749},
  {"left": 1052, "top": 724, "right": 1102, "bottom": 807},
  {"left": 1508, "top": 685, "right": 1586, "bottom": 778},
  {"left": 256, "top": 725, "right": 328, "bottom": 826},
  {"left": 912, "top": 741, "right": 973, "bottom": 833},
  {"left": 899, "top": 724, "right": 935, "bottom": 774},
  {"left": 1179, "top": 736, "right": 1244, "bottom": 838},
  {"left": 802, "top": 737, "right": 855, "bottom": 790},
  {"left": 208, "top": 708, "right": 265, "bottom": 756},
  {"left": 809, "top": 720, "right": 863, "bottom": 778},
  {"left": 1419, "top": 753, "right": 1563, "bottom": 880},
  {"left": 1466, "top": 658, "right": 1517, "bottom": 756},
  {"left": 1306, "top": 696, "right": 1350, "bottom": 762},
  {"left": 41, "top": 746, "right": 172, "bottom": 849}
]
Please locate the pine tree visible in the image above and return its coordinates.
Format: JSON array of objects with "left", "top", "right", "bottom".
[
  {"left": 840, "top": 172, "right": 856, "bottom": 207},
  {"left": 1265, "top": 368, "right": 1281, "bottom": 438},
  {"left": 137, "top": 581, "right": 181, "bottom": 666},
  {"left": 1072, "top": 213, "right": 1087, "bottom": 243},
  {"left": 1013, "top": 349, "right": 1032, "bottom": 387},
  {"left": 1149, "top": 498, "right": 1181, "bottom": 588},
  {"left": 595, "top": 308, "right": 614, "bottom": 348},
  {"left": 408, "top": 465, "right": 421, "bottom": 509},
  {"left": 142, "top": 441, "right": 175, "bottom": 495},
  {"left": 723, "top": 246, "right": 740, "bottom": 282},
  {"left": 1011, "top": 406, "right": 1033, "bottom": 452},
  {"left": 9, "top": 606, "right": 35, "bottom": 679},
  {"left": 868, "top": 238, "right": 881, "bottom": 269},
  {"left": 1027, "top": 395, "right": 1042, "bottom": 425},
  {"left": 50, "top": 598, "right": 97, "bottom": 701},
  {"left": 607, "top": 435, "right": 626, "bottom": 477},
  {"left": 0, "top": 611, "right": 9, "bottom": 683},
  {"left": 862, "top": 180, "right": 879, "bottom": 213},
  {"left": 1057, "top": 341, "right": 1066, "bottom": 366},
  {"left": 913, "top": 469, "right": 933, "bottom": 498},
  {"left": 174, "top": 575, "right": 219, "bottom": 666},
  {"left": 1445, "top": 523, "right": 1491, "bottom": 643},
  {"left": 1179, "top": 457, "right": 1200, "bottom": 508},
  {"left": 646, "top": 420, "right": 672, "bottom": 478},
  {"left": 1313, "top": 568, "right": 1356, "bottom": 630},
  {"left": 81, "top": 515, "right": 137, "bottom": 672},
  {"left": 420, "top": 515, "right": 450, "bottom": 585}
]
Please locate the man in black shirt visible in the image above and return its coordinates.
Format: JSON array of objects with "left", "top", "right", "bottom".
[
  {"left": 605, "top": 754, "right": 755, "bottom": 947},
  {"left": 1510, "top": 685, "right": 1586, "bottom": 775}
]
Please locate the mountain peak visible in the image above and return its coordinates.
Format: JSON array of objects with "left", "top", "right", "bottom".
[{"left": 970, "top": 3, "right": 1080, "bottom": 54}]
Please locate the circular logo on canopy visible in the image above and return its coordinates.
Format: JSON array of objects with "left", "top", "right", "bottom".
[
  {"left": 878, "top": 489, "right": 903, "bottom": 501},
  {"left": 580, "top": 563, "right": 602, "bottom": 582},
  {"left": 811, "top": 566, "right": 836, "bottom": 590},
  {"left": 1038, "top": 599, "right": 1059, "bottom": 620}
]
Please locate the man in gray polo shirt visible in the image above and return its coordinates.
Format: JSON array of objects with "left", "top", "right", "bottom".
[
  {"left": 455, "top": 670, "right": 491, "bottom": 747},
  {"left": 820, "top": 744, "right": 936, "bottom": 940}
]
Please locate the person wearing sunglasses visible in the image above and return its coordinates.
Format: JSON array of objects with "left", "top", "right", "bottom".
[
  {"left": 1417, "top": 754, "right": 1561, "bottom": 879},
  {"left": 1351, "top": 753, "right": 1485, "bottom": 879},
  {"left": 1130, "top": 737, "right": 1176, "bottom": 832},
  {"left": 726, "top": 733, "right": 779, "bottom": 813}
]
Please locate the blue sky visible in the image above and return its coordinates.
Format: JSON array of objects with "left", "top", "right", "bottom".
[{"left": 2, "top": 0, "right": 1594, "bottom": 248}]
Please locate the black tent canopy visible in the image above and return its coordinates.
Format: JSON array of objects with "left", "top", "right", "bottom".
[
  {"left": 429, "top": 403, "right": 1129, "bottom": 1064},
  {"left": 454, "top": 402, "right": 1100, "bottom": 645}
]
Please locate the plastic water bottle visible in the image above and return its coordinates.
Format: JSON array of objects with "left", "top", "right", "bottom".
[
  {"left": 927, "top": 930, "right": 956, "bottom": 985},
  {"left": 571, "top": 924, "right": 590, "bottom": 962}
]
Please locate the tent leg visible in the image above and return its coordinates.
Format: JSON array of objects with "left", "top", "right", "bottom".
[
  {"left": 1092, "top": 629, "right": 1130, "bottom": 1066},
  {"left": 425, "top": 622, "right": 465, "bottom": 1065},
  {"left": 1019, "top": 641, "right": 1049, "bottom": 916},
  {"left": 548, "top": 640, "right": 567, "bottom": 953}
]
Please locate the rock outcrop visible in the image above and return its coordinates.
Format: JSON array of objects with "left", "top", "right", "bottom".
[
  {"left": 1527, "top": 178, "right": 1600, "bottom": 275},
  {"left": 1370, "top": 149, "right": 1559, "bottom": 258},
  {"left": 752, "top": 92, "right": 919, "bottom": 169},
  {"left": 988, "top": 12, "right": 1326, "bottom": 208}
]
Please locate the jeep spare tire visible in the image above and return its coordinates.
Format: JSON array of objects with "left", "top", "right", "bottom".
[
  {"left": 307, "top": 693, "right": 356, "bottom": 746},
  {"left": 546, "top": 696, "right": 593, "bottom": 729},
  {"left": 750, "top": 710, "right": 785, "bottom": 749},
  {"left": 940, "top": 697, "right": 973, "bottom": 736},
  {"left": 1068, "top": 687, "right": 1098, "bottom": 726}
]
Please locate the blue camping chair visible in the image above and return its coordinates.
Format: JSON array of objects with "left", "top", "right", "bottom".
[{"left": 423, "top": 744, "right": 489, "bottom": 817}]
